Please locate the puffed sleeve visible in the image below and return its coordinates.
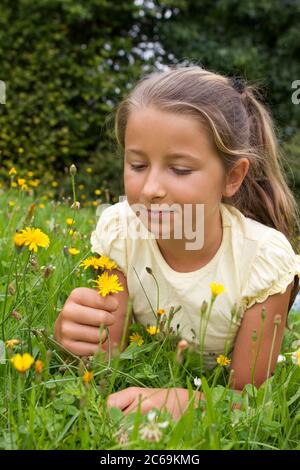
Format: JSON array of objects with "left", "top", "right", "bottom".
[
  {"left": 90, "top": 203, "right": 128, "bottom": 276},
  {"left": 240, "top": 230, "right": 300, "bottom": 311}
]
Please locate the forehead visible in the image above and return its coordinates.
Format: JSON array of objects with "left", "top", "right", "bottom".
[{"left": 124, "top": 106, "right": 216, "bottom": 156}]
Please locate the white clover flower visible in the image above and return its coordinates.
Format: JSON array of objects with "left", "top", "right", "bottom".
[
  {"left": 194, "top": 377, "right": 202, "bottom": 387},
  {"left": 147, "top": 410, "right": 157, "bottom": 422},
  {"left": 139, "top": 423, "right": 162, "bottom": 442},
  {"left": 277, "top": 354, "right": 286, "bottom": 363}
]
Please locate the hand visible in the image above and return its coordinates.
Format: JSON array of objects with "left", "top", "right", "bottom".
[
  {"left": 107, "top": 387, "right": 203, "bottom": 421},
  {"left": 54, "top": 287, "right": 119, "bottom": 356}
]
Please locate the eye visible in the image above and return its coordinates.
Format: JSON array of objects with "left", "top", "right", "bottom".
[
  {"left": 171, "top": 168, "right": 193, "bottom": 175},
  {"left": 129, "top": 164, "right": 146, "bottom": 172}
]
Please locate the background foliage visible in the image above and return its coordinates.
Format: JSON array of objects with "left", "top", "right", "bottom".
[{"left": 0, "top": 0, "right": 299, "bottom": 198}]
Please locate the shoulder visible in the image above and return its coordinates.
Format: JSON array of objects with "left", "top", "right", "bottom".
[
  {"left": 221, "top": 204, "right": 300, "bottom": 311},
  {"left": 90, "top": 200, "right": 129, "bottom": 275}
]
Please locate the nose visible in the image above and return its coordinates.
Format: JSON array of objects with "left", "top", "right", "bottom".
[{"left": 141, "top": 168, "right": 167, "bottom": 201}]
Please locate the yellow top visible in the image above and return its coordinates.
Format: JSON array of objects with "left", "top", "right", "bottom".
[{"left": 91, "top": 200, "right": 300, "bottom": 369}]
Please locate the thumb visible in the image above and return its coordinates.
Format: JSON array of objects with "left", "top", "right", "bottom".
[{"left": 107, "top": 388, "right": 139, "bottom": 411}]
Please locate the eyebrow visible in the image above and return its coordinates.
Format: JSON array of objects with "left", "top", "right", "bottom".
[{"left": 125, "top": 148, "right": 200, "bottom": 163}]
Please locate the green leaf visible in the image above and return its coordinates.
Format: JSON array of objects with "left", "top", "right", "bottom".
[{"left": 119, "top": 342, "right": 157, "bottom": 360}]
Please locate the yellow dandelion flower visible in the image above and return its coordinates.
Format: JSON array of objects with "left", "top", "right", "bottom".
[
  {"left": 79, "top": 184, "right": 85, "bottom": 190},
  {"left": 35, "top": 360, "right": 43, "bottom": 374},
  {"left": 94, "top": 189, "right": 102, "bottom": 195},
  {"left": 146, "top": 326, "right": 160, "bottom": 335},
  {"left": 83, "top": 371, "right": 93, "bottom": 384},
  {"left": 80, "top": 255, "right": 117, "bottom": 271},
  {"left": 11, "top": 182, "right": 17, "bottom": 188},
  {"left": 17, "top": 178, "right": 26, "bottom": 186},
  {"left": 66, "top": 218, "right": 74, "bottom": 225},
  {"left": 51, "top": 181, "right": 58, "bottom": 187},
  {"left": 13, "top": 227, "right": 50, "bottom": 252},
  {"left": 156, "top": 309, "right": 165, "bottom": 316},
  {"left": 8, "top": 201, "right": 15, "bottom": 207},
  {"left": 20, "top": 183, "right": 28, "bottom": 191},
  {"left": 29, "top": 179, "right": 40, "bottom": 187},
  {"left": 27, "top": 171, "right": 34, "bottom": 177},
  {"left": 9, "top": 167, "right": 17, "bottom": 176},
  {"left": 98, "top": 255, "right": 117, "bottom": 271},
  {"left": 216, "top": 354, "right": 231, "bottom": 366},
  {"left": 68, "top": 247, "right": 80, "bottom": 255},
  {"left": 11, "top": 353, "right": 34, "bottom": 373},
  {"left": 130, "top": 333, "right": 144, "bottom": 346},
  {"left": 5, "top": 339, "right": 21, "bottom": 349},
  {"left": 80, "top": 256, "right": 101, "bottom": 270},
  {"left": 210, "top": 282, "right": 225, "bottom": 298},
  {"left": 93, "top": 271, "right": 124, "bottom": 297},
  {"left": 86, "top": 167, "right": 93, "bottom": 173},
  {"left": 39, "top": 203, "right": 45, "bottom": 209},
  {"left": 18, "top": 147, "right": 24, "bottom": 154}
]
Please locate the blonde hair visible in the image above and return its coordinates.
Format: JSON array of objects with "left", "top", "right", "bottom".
[{"left": 115, "top": 65, "right": 300, "bottom": 247}]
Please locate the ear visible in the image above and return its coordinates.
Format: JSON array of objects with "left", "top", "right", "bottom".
[{"left": 223, "top": 158, "right": 249, "bottom": 198}]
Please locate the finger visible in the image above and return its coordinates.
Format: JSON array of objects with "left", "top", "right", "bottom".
[
  {"left": 64, "top": 303, "right": 116, "bottom": 327},
  {"left": 70, "top": 287, "right": 119, "bottom": 312},
  {"left": 107, "top": 387, "right": 140, "bottom": 411},
  {"left": 62, "top": 339, "right": 100, "bottom": 356},
  {"left": 124, "top": 397, "right": 154, "bottom": 416},
  {"left": 60, "top": 321, "right": 107, "bottom": 344}
]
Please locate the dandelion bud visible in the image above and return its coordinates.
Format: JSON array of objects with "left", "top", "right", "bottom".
[
  {"left": 44, "top": 265, "right": 55, "bottom": 278},
  {"left": 11, "top": 310, "right": 22, "bottom": 321},
  {"left": 69, "top": 164, "right": 77, "bottom": 176},
  {"left": 261, "top": 306, "right": 266, "bottom": 320},
  {"left": 274, "top": 314, "right": 282, "bottom": 325},
  {"left": 145, "top": 266, "right": 153, "bottom": 275},
  {"left": 8, "top": 283, "right": 16, "bottom": 295},
  {"left": 35, "top": 360, "right": 43, "bottom": 374},
  {"left": 200, "top": 300, "right": 208, "bottom": 316},
  {"left": 63, "top": 246, "right": 69, "bottom": 257},
  {"left": 251, "top": 329, "right": 257, "bottom": 342},
  {"left": 71, "top": 201, "right": 80, "bottom": 210}
]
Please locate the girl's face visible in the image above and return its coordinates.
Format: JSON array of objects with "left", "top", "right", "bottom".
[{"left": 123, "top": 106, "right": 226, "bottom": 239}]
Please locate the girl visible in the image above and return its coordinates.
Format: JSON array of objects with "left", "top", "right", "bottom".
[{"left": 54, "top": 65, "right": 300, "bottom": 420}]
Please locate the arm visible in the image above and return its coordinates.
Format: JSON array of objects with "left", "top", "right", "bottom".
[
  {"left": 229, "top": 281, "right": 294, "bottom": 390},
  {"left": 107, "top": 282, "right": 294, "bottom": 419}
]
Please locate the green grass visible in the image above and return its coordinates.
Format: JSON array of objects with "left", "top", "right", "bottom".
[{"left": 0, "top": 182, "right": 299, "bottom": 450}]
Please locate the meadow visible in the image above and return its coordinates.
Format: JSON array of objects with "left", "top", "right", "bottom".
[{"left": 0, "top": 167, "right": 299, "bottom": 450}]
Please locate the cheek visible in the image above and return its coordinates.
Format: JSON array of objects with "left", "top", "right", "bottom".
[{"left": 124, "top": 170, "right": 141, "bottom": 198}]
